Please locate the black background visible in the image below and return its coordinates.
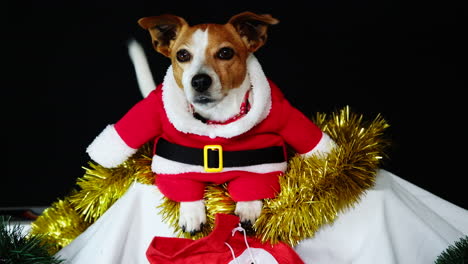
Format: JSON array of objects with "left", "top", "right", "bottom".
[{"left": 4, "top": 1, "right": 467, "bottom": 210}]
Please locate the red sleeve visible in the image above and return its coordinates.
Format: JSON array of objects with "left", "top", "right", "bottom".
[
  {"left": 278, "top": 98, "right": 323, "bottom": 154},
  {"left": 114, "top": 86, "right": 163, "bottom": 149}
]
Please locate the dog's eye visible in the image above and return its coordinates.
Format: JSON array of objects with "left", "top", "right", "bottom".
[
  {"left": 176, "top": 49, "right": 191, "bottom": 62},
  {"left": 217, "top": 47, "right": 234, "bottom": 60}
]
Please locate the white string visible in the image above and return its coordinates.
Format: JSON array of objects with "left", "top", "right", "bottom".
[
  {"left": 225, "top": 242, "right": 240, "bottom": 264},
  {"left": 232, "top": 224, "right": 257, "bottom": 264}
]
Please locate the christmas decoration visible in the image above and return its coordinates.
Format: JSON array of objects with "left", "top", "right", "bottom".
[
  {"left": 0, "top": 215, "right": 64, "bottom": 264},
  {"left": 435, "top": 235, "right": 468, "bottom": 264},
  {"left": 159, "top": 106, "right": 390, "bottom": 245},
  {"left": 29, "top": 106, "right": 389, "bottom": 254},
  {"left": 28, "top": 143, "right": 154, "bottom": 252},
  {"left": 28, "top": 197, "right": 89, "bottom": 254},
  {"left": 146, "top": 213, "right": 304, "bottom": 263}
]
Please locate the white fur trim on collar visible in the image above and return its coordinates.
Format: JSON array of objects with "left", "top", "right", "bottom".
[{"left": 162, "top": 55, "right": 271, "bottom": 139}]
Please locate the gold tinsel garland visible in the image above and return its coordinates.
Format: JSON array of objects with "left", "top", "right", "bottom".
[
  {"left": 68, "top": 147, "right": 154, "bottom": 223},
  {"left": 159, "top": 106, "right": 390, "bottom": 245},
  {"left": 29, "top": 106, "right": 389, "bottom": 253},
  {"left": 256, "top": 108, "right": 389, "bottom": 245},
  {"left": 28, "top": 144, "right": 154, "bottom": 252},
  {"left": 27, "top": 196, "right": 89, "bottom": 254}
]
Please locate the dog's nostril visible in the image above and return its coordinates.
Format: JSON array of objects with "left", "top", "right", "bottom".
[{"left": 191, "top": 74, "right": 212, "bottom": 92}]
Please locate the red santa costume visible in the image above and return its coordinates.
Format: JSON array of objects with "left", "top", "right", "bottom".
[
  {"left": 86, "top": 55, "right": 335, "bottom": 202},
  {"left": 53, "top": 49, "right": 468, "bottom": 264}
]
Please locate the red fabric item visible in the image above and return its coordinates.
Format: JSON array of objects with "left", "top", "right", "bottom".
[
  {"left": 114, "top": 80, "right": 324, "bottom": 201},
  {"left": 146, "top": 213, "right": 305, "bottom": 264},
  {"left": 114, "top": 80, "right": 322, "bottom": 152},
  {"left": 156, "top": 171, "right": 281, "bottom": 201}
]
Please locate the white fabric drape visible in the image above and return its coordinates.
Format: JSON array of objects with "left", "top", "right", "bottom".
[{"left": 55, "top": 169, "right": 468, "bottom": 264}]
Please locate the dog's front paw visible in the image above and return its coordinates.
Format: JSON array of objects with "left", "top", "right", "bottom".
[
  {"left": 179, "top": 200, "right": 206, "bottom": 234},
  {"left": 234, "top": 200, "right": 263, "bottom": 225}
]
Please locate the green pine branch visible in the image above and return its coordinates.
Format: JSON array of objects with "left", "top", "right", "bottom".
[
  {"left": 435, "top": 235, "right": 468, "bottom": 264},
  {"left": 0, "top": 215, "right": 64, "bottom": 264}
]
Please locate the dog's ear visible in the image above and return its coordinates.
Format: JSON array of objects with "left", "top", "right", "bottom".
[
  {"left": 228, "top": 11, "right": 279, "bottom": 52},
  {"left": 138, "top": 14, "right": 188, "bottom": 57}
]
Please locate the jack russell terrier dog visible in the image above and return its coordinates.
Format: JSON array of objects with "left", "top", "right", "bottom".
[{"left": 87, "top": 11, "right": 335, "bottom": 234}]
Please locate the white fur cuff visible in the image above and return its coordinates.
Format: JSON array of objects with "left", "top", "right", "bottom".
[
  {"left": 86, "top": 124, "right": 137, "bottom": 168},
  {"left": 303, "top": 132, "right": 336, "bottom": 157}
]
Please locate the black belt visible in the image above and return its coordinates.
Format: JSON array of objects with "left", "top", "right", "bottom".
[{"left": 155, "top": 138, "right": 285, "bottom": 172}]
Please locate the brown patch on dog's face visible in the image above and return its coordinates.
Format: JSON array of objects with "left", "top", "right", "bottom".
[
  {"left": 169, "top": 26, "right": 199, "bottom": 89},
  {"left": 204, "top": 24, "right": 249, "bottom": 93}
]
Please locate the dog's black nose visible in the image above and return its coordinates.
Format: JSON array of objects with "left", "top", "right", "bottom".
[{"left": 191, "top": 74, "right": 212, "bottom": 92}]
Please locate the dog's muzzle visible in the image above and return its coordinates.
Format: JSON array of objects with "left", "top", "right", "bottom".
[{"left": 191, "top": 73, "right": 215, "bottom": 104}]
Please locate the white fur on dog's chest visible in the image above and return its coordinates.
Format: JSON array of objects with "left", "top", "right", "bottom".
[{"left": 163, "top": 55, "right": 272, "bottom": 139}]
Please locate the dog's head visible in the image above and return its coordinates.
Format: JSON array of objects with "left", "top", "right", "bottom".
[{"left": 138, "top": 12, "right": 278, "bottom": 113}]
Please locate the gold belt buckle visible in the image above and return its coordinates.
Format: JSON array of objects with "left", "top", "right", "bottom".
[{"left": 203, "top": 145, "right": 223, "bottom": 172}]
